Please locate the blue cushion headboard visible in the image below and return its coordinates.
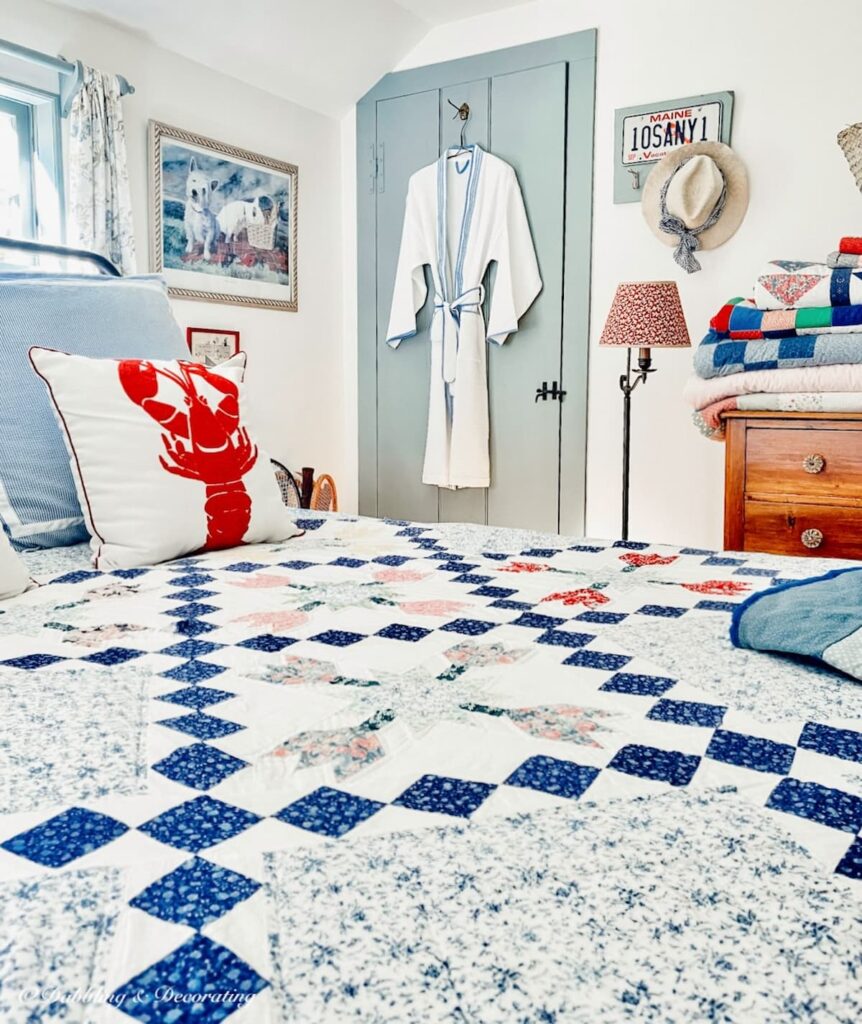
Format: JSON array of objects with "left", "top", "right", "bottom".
[{"left": 0, "top": 272, "right": 187, "bottom": 549}]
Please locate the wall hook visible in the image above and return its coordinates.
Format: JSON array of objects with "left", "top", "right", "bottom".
[{"left": 627, "top": 168, "right": 641, "bottom": 190}]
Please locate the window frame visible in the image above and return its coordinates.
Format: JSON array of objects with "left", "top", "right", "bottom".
[{"left": 0, "top": 74, "right": 64, "bottom": 243}]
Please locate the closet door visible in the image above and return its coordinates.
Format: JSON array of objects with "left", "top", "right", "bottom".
[
  {"left": 487, "top": 63, "right": 567, "bottom": 533},
  {"left": 358, "top": 31, "right": 596, "bottom": 534},
  {"left": 374, "top": 90, "right": 439, "bottom": 523}
]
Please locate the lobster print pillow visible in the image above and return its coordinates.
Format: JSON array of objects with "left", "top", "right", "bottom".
[{"left": 29, "top": 349, "right": 300, "bottom": 569}]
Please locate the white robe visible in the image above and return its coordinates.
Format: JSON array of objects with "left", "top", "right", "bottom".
[{"left": 386, "top": 144, "right": 542, "bottom": 489}]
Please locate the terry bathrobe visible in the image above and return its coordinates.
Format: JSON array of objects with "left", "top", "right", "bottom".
[{"left": 386, "top": 144, "right": 542, "bottom": 489}]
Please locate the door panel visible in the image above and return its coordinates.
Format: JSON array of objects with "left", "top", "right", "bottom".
[
  {"left": 437, "top": 78, "right": 490, "bottom": 526},
  {"left": 375, "top": 90, "right": 440, "bottom": 522},
  {"left": 487, "top": 62, "right": 567, "bottom": 534}
]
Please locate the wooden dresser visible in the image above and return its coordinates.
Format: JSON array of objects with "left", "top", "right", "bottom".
[{"left": 724, "top": 411, "right": 862, "bottom": 559}]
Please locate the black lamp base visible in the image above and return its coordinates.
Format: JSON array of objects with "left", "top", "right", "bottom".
[{"left": 618, "top": 346, "right": 655, "bottom": 541}]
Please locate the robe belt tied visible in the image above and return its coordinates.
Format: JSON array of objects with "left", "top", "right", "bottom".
[{"left": 434, "top": 284, "right": 485, "bottom": 385}]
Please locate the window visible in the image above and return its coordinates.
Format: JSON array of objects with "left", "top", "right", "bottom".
[{"left": 0, "top": 78, "right": 63, "bottom": 242}]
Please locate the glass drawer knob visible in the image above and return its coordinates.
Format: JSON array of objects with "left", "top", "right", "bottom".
[
  {"left": 802, "top": 454, "right": 825, "bottom": 474},
  {"left": 801, "top": 528, "right": 824, "bottom": 549}
]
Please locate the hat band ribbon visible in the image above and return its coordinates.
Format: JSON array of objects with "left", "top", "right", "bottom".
[{"left": 658, "top": 159, "right": 728, "bottom": 274}]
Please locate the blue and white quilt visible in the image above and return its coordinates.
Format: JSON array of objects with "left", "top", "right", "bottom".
[{"left": 1, "top": 513, "right": 861, "bottom": 1023}]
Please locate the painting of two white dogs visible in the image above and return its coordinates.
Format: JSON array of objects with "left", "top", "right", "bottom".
[{"left": 160, "top": 140, "right": 293, "bottom": 288}]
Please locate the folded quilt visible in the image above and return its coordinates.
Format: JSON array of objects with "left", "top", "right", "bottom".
[
  {"left": 731, "top": 567, "right": 862, "bottom": 680},
  {"left": 753, "top": 260, "right": 862, "bottom": 310},
  {"left": 694, "top": 328, "right": 862, "bottom": 378},
  {"left": 684, "top": 361, "right": 862, "bottom": 409},
  {"left": 693, "top": 392, "right": 862, "bottom": 440},
  {"left": 827, "top": 251, "right": 862, "bottom": 269},
  {"left": 840, "top": 236, "right": 862, "bottom": 255},
  {"left": 712, "top": 297, "right": 862, "bottom": 339}
]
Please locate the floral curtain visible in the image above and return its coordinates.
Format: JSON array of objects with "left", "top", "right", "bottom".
[{"left": 68, "top": 65, "right": 136, "bottom": 274}]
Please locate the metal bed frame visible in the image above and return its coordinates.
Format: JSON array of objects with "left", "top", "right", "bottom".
[{"left": 0, "top": 235, "right": 121, "bottom": 276}]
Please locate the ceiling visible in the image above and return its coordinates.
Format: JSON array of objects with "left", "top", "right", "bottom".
[{"left": 51, "top": 0, "right": 527, "bottom": 116}]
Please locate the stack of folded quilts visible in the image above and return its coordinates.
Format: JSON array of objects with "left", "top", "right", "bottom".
[{"left": 686, "top": 237, "right": 862, "bottom": 439}]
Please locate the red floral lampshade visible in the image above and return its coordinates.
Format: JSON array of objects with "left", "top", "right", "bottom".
[{"left": 599, "top": 281, "right": 691, "bottom": 348}]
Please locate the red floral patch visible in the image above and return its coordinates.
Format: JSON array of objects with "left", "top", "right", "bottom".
[
  {"left": 681, "top": 579, "right": 752, "bottom": 596},
  {"left": 500, "top": 561, "right": 551, "bottom": 574},
  {"left": 620, "top": 552, "right": 678, "bottom": 568},
  {"left": 542, "top": 588, "right": 609, "bottom": 608}
]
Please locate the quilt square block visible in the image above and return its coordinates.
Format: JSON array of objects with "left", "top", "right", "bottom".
[
  {"left": 637, "top": 604, "right": 688, "bottom": 619},
  {"left": 440, "top": 618, "right": 498, "bottom": 636},
  {"left": 153, "top": 743, "right": 248, "bottom": 791},
  {"left": 309, "top": 630, "right": 367, "bottom": 647},
  {"left": 111, "top": 934, "right": 266, "bottom": 1023},
  {"left": 160, "top": 660, "right": 227, "bottom": 684},
  {"left": 766, "top": 778, "right": 862, "bottom": 834},
  {"left": 600, "top": 672, "right": 675, "bottom": 697},
  {"left": 81, "top": 646, "right": 145, "bottom": 666},
  {"left": 130, "top": 856, "right": 260, "bottom": 929},
  {"left": 0, "top": 653, "right": 66, "bottom": 670},
  {"left": 275, "top": 787, "right": 384, "bottom": 837},
  {"left": 376, "top": 623, "right": 433, "bottom": 642},
  {"left": 511, "top": 612, "right": 565, "bottom": 630},
  {"left": 236, "top": 634, "right": 298, "bottom": 653},
  {"left": 607, "top": 744, "right": 700, "bottom": 787},
  {"left": 647, "top": 699, "right": 727, "bottom": 729},
  {"left": 158, "top": 686, "right": 236, "bottom": 709},
  {"left": 705, "top": 730, "right": 796, "bottom": 775},
  {"left": 534, "top": 629, "right": 595, "bottom": 649},
  {"left": 157, "top": 712, "right": 244, "bottom": 741},
  {"left": 564, "top": 650, "right": 632, "bottom": 672},
  {"left": 139, "top": 796, "right": 261, "bottom": 852},
  {"left": 835, "top": 837, "right": 862, "bottom": 880},
  {"left": 505, "top": 755, "right": 599, "bottom": 800},
  {"left": 1, "top": 807, "right": 127, "bottom": 868},
  {"left": 798, "top": 722, "right": 862, "bottom": 764},
  {"left": 394, "top": 774, "right": 496, "bottom": 818}
]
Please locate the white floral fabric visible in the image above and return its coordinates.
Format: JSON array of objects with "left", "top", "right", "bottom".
[{"left": 68, "top": 65, "right": 136, "bottom": 274}]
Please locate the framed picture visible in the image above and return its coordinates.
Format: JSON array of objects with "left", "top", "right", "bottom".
[
  {"left": 186, "top": 327, "right": 240, "bottom": 366},
  {"left": 149, "top": 120, "right": 298, "bottom": 311}
]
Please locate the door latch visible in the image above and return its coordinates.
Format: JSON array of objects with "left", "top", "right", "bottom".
[{"left": 535, "top": 380, "right": 566, "bottom": 402}]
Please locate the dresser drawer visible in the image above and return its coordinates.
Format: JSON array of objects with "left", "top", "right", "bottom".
[
  {"left": 743, "top": 499, "right": 862, "bottom": 559},
  {"left": 745, "top": 426, "right": 862, "bottom": 501}
]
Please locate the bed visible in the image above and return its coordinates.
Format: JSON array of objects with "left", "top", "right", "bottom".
[{"left": 2, "top": 510, "right": 861, "bottom": 1022}]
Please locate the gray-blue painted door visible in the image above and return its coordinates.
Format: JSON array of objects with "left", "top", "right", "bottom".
[{"left": 374, "top": 62, "right": 569, "bottom": 531}]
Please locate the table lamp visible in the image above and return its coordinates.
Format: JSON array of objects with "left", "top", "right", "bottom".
[{"left": 599, "top": 281, "right": 691, "bottom": 540}]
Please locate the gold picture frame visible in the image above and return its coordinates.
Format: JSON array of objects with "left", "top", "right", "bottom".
[{"left": 149, "top": 120, "right": 298, "bottom": 311}]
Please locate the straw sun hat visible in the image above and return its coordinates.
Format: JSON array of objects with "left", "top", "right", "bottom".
[{"left": 641, "top": 142, "right": 749, "bottom": 273}]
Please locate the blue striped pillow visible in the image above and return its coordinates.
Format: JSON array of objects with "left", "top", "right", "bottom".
[{"left": 0, "top": 273, "right": 186, "bottom": 548}]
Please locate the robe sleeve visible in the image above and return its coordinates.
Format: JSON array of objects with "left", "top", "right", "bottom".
[
  {"left": 386, "top": 178, "right": 429, "bottom": 349},
  {"left": 486, "top": 167, "right": 542, "bottom": 345}
]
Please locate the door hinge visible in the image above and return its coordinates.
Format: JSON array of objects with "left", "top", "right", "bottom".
[
  {"left": 369, "top": 143, "right": 386, "bottom": 194},
  {"left": 535, "top": 380, "right": 566, "bottom": 402}
]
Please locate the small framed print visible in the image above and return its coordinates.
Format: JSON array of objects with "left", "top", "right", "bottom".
[{"left": 186, "top": 327, "right": 240, "bottom": 366}]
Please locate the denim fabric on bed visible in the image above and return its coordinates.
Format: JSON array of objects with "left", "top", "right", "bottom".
[
  {"left": 0, "top": 273, "right": 185, "bottom": 549},
  {"left": 731, "top": 566, "right": 862, "bottom": 679}
]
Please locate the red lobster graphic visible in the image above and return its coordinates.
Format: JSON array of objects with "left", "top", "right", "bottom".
[{"left": 119, "top": 359, "right": 258, "bottom": 550}]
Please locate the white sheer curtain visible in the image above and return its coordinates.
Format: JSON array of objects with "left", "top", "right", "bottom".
[{"left": 68, "top": 65, "right": 136, "bottom": 273}]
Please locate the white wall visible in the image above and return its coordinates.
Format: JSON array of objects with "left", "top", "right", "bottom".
[
  {"left": 0, "top": 0, "right": 345, "bottom": 488},
  {"left": 342, "top": 0, "right": 862, "bottom": 547}
]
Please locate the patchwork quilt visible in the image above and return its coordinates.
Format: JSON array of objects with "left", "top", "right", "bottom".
[
  {"left": 1, "top": 513, "right": 861, "bottom": 1023},
  {"left": 693, "top": 327, "right": 862, "bottom": 378},
  {"left": 711, "top": 295, "right": 862, "bottom": 339},
  {"left": 753, "top": 260, "right": 862, "bottom": 310}
]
